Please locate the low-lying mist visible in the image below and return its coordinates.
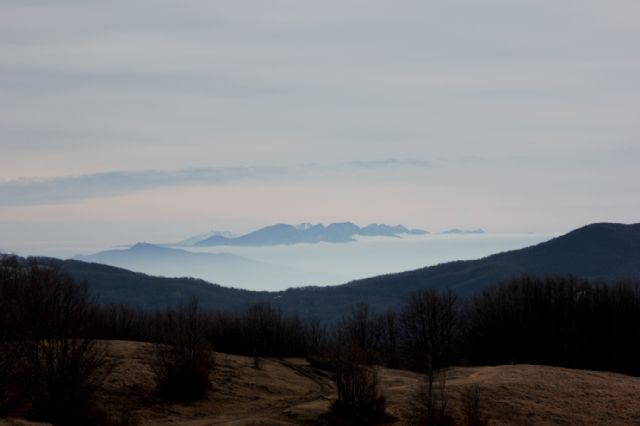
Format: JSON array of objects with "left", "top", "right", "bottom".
[{"left": 73, "top": 233, "right": 554, "bottom": 291}]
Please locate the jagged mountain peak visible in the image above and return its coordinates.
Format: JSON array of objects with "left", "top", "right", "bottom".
[{"left": 189, "top": 222, "right": 429, "bottom": 247}]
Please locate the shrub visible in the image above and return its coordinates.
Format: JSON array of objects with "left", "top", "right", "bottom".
[
  {"left": 331, "top": 345, "right": 386, "bottom": 424},
  {"left": 408, "top": 371, "right": 453, "bottom": 426},
  {"left": 152, "top": 300, "right": 214, "bottom": 402},
  {"left": 462, "top": 385, "right": 489, "bottom": 426}
]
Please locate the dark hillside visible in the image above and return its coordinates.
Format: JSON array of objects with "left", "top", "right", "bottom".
[
  {"left": 16, "top": 222, "right": 640, "bottom": 321},
  {"left": 38, "top": 258, "right": 272, "bottom": 311}
]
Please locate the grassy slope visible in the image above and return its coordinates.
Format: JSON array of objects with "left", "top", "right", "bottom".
[{"left": 6, "top": 341, "right": 635, "bottom": 426}]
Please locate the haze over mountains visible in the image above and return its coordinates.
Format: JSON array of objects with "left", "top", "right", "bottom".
[
  {"left": 74, "top": 243, "right": 342, "bottom": 291},
  {"left": 442, "top": 228, "right": 486, "bottom": 235},
  {"left": 176, "top": 231, "right": 237, "bottom": 246},
  {"left": 22, "top": 222, "right": 640, "bottom": 321},
  {"left": 185, "top": 222, "right": 428, "bottom": 246},
  {"left": 71, "top": 222, "right": 494, "bottom": 289}
]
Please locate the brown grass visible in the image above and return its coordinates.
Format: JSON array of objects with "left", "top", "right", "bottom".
[
  {"left": 378, "top": 364, "right": 640, "bottom": 426},
  {"left": 95, "top": 341, "right": 336, "bottom": 425},
  {"left": 4, "top": 341, "right": 640, "bottom": 425}
]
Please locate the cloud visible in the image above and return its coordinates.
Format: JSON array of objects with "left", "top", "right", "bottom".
[
  {"left": 0, "top": 159, "right": 431, "bottom": 206},
  {"left": 0, "top": 0, "right": 638, "bottom": 233},
  {"left": 0, "top": 166, "right": 286, "bottom": 206},
  {"left": 346, "top": 159, "right": 431, "bottom": 169}
]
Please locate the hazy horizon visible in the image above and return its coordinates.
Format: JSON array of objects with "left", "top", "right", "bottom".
[
  {"left": 1, "top": 219, "right": 569, "bottom": 261},
  {"left": 3, "top": 232, "right": 555, "bottom": 291}
]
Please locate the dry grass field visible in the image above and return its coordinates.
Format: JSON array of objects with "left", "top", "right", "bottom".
[{"left": 2, "top": 340, "right": 640, "bottom": 425}]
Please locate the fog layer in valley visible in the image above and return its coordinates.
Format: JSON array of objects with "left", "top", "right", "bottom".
[{"left": 74, "top": 233, "right": 553, "bottom": 291}]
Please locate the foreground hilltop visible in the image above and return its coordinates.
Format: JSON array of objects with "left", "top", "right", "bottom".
[{"left": 5, "top": 340, "right": 637, "bottom": 425}]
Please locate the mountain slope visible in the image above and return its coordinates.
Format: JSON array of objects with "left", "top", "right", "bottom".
[
  {"left": 310, "top": 222, "right": 640, "bottom": 311},
  {"left": 43, "top": 257, "right": 271, "bottom": 310},
  {"left": 175, "top": 230, "right": 236, "bottom": 246},
  {"left": 75, "top": 243, "right": 250, "bottom": 267},
  {"left": 23, "top": 222, "right": 640, "bottom": 321},
  {"left": 74, "top": 243, "right": 341, "bottom": 291}
]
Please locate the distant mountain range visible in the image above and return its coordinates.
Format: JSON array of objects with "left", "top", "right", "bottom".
[
  {"left": 176, "top": 231, "right": 237, "bottom": 246},
  {"left": 74, "top": 243, "right": 342, "bottom": 291},
  {"left": 21, "top": 222, "right": 639, "bottom": 321},
  {"left": 76, "top": 242, "right": 248, "bottom": 265},
  {"left": 181, "top": 222, "right": 428, "bottom": 246}
]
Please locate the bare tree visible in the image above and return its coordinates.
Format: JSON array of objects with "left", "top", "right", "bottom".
[
  {"left": 401, "top": 289, "right": 457, "bottom": 424},
  {"left": 339, "top": 303, "right": 380, "bottom": 365},
  {"left": 152, "top": 299, "right": 214, "bottom": 402},
  {"left": 408, "top": 370, "right": 452, "bottom": 426},
  {"left": 331, "top": 343, "right": 386, "bottom": 424},
  {"left": 244, "top": 302, "right": 283, "bottom": 358},
  {"left": 401, "top": 289, "right": 457, "bottom": 373},
  {"left": 0, "top": 259, "right": 21, "bottom": 414},
  {"left": 376, "top": 310, "right": 399, "bottom": 368},
  {"left": 462, "top": 385, "right": 489, "bottom": 426},
  {"left": 10, "top": 266, "right": 107, "bottom": 424}
]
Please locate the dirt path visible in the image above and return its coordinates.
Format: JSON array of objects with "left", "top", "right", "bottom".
[{"left": 196, "top": 358, "right": 335, "bottom": 426}]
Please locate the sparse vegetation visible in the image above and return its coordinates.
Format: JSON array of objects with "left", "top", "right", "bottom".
[
  {"left": 462, "top": 385, "right": 488, "bottom": 426},
  {"left": 408, "top": 370, "right": 453, "bottom": 426},
  {"left": 331, "top": 345, "right": 386, "bottom": 424},
  {"left": 151, "top": 299, "right": 215, "bottom": 402}
]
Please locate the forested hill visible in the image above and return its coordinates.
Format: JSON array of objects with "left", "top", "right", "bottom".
[
  {"left": 17, "top": 222, "right": 640, "bottom": 321},
  {"left": 342, "top": 222, "right": 640, "bottom": 294}
]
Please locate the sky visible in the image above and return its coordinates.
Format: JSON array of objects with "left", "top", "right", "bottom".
[{"left": 1, "top": 0, "right": 639, "bottom": 250}]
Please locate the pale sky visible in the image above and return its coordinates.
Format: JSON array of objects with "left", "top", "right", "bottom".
[{"left": 1, "top": 0, "right": 639, "bottom": 249}]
